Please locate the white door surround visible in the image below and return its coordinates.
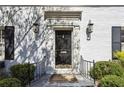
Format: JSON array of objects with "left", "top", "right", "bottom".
[{"left": 45, "top": 11, "right": 81, "bottom": 74}]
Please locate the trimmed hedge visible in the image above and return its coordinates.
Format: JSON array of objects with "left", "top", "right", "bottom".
[
  {"left": 90, "top": 61, "right": 124, "bottom": 80},
  {"left": 10, "top": 63, "right": 35, "bottom": 86},
  {"left": 99, "top": 75, "right": 124, "bottom": 87},
  {"left": 114, "top": 51, "right": 124, "bottom": 67},
  {"left": 0, "top": 78, "right": 22, "bottom": 87}
]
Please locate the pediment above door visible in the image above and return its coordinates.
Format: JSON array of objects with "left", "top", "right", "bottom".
[
  {"left": 44, "top": 11, "right": 82, "bottom": 20},
  {"left": 44, "top": 11, "right": 81, "bottom": 30}
]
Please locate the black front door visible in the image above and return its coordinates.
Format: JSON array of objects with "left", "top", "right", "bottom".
[{"left": 55, "top": 30, "right": 72, "bottom": 66}]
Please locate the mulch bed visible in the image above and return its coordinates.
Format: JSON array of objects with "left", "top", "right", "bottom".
[{"left": 49, "top": 74, "right": 78, "bottom": 83}]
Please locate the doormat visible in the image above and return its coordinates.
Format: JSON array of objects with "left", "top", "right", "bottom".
[{"left": 49, "top": 74, "right": 78, "bottom": 83}]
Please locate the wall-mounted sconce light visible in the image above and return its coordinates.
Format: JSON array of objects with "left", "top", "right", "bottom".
[
  {"left": 86, "top": 20, "right": 94, "bottom": 40},
  {"left": 33, "top": 22, "right": 39, "bottom": 40},
  {"left": 33, "top": 22, "right": 39, "bottom": 33}
]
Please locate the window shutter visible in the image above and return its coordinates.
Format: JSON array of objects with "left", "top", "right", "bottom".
[
  {"left": 112, "top": 26, "right": 121, "bottom": 58},
  {"left": 5, "top": 26, "right": 14, "bottom": 60}
]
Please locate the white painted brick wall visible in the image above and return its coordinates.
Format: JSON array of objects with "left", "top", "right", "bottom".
[
  {"left": 1, "top": 6, "right": 124, "bottom": 74},
  {"left": 80, "top": 7, "right": 124, "bottom": 62}
]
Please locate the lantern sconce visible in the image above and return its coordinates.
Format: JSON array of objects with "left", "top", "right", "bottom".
[
  {"left": 86, "top": 20, "right": 94, "bottom": 40},
  {"left": 33, "top": 22, "right": 39, "bottom": 40}
]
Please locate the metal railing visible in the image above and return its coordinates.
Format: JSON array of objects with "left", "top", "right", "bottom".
[
  {"left": 79, "top": 59, "right": 95, "bottom": 84},
  {"left": 28, "top": 61, "right": 46, "bottom": 85},
  {"left": 27, "top": 58, "right": 96, "bottom": 85}
]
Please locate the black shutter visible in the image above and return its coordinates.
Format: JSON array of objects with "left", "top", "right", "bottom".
[
  {"left": 112, "top": 26, "right": 121, "bottom": 59},
  {"left": 5, "top": 26, "right": 14, "bottom": 60}
]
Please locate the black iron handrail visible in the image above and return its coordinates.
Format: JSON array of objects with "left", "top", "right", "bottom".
[
  {"left": 28, "top": 61, "right": 46, "bottom": 86},
  {"left": 79, "top": 58, "right": 95, "bottom": 84}
]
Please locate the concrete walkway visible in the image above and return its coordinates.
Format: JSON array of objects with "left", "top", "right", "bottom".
[{"left": 30, "top": 74, "right": 95, "bottom": 87}]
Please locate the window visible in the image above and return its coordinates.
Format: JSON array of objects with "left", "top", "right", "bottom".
[
  {"left": 0, "top": 26, "right": 14, "bottom": 60},
  {"left": 5, "top": 26, "right": 14, "bottom": 60},
  {"left": 112, "top": 26, "right": 124, "bottom": 59},
  {"left": 0, "top": 26, "right": 14, "bottom": 68},
  {"left": 121, "top": 27, "right": 124, "bottom": 51}
]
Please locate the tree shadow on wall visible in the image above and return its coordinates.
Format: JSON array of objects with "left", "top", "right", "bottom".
[{"left": 0, "top": 6, "right": 70, "bottom": 75}]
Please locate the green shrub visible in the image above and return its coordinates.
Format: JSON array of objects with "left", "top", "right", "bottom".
[
  {"left": 90, "top": 61, "right": 124, "bottom": 80},
  {"left": 10, "top": 63, "right": 35, "bottom": 86},
  {"left": 99, "top": 75, "right": 124, "bottom": 87},
  {"left": 0, "top": 71, "right": 8, "bottom": 80},
  {"left": 114, "top": 51, "right": 124, "bottom": 60},
  {"left": 0, "top": 78, "right": 22, "bottom": 87},
  {"left": 114, "top": 51, "right": 124, "bottom": 67}
]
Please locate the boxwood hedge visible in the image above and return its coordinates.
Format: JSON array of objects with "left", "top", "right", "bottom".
[
  {"left": 0, "top": 78, "right": 22, "bottom": 87},
  {"left": 99, "top": 75, "right": 124, "bottom": 87},
  {"left": 10, "top": 63, "right": 35, "bottom": 86},
  {"left": 90, "top": 61, "right": 124, "bottom": 80}
]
